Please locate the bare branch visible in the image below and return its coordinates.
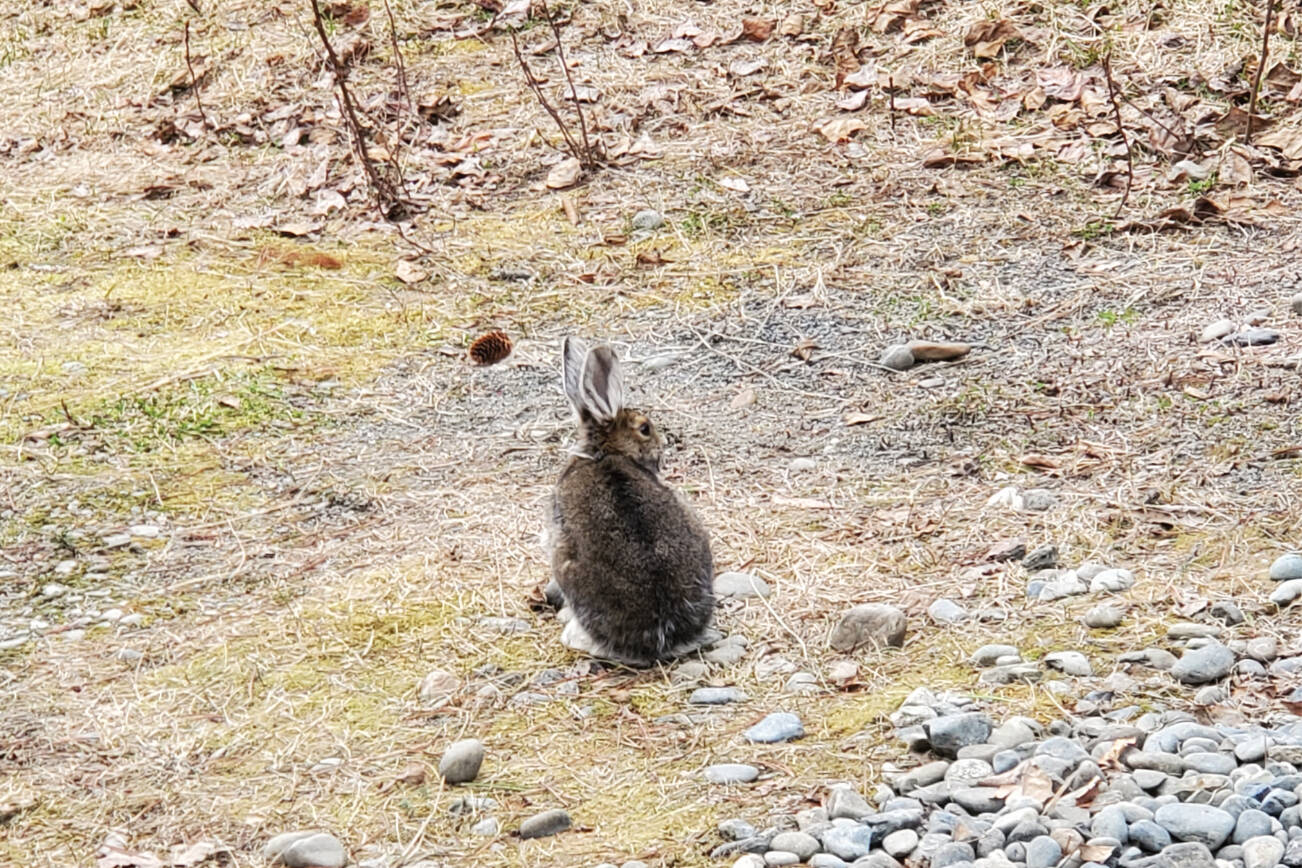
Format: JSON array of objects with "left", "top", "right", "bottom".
[
  {"left": 1102, "top": 52, "right": 1133, "bottom": 218},
  {"left": 183, "top": 20, "right": 211, "bottom": 132},
  {"left": 1246, "top": 0, "right": 1278, "bottom": 143}
]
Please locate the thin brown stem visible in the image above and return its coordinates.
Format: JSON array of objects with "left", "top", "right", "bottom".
[
  {"left": 1102, "top": 53, "right": 1133, "bottom": 218},
  {"left": 183, "top": 20, "right": 211, "bottom": 132},
  {"left": 509, "top": 27, "right": 585, "bottom": 162},
  {"left": 538, "top": 0, "right": 596, "bottom": 167},
  {"left": 308, "top": 0, "right": 408, "bottom": 217},
  {"left": 1246, "top": 0, "right": 1278, "bottom": 143}
]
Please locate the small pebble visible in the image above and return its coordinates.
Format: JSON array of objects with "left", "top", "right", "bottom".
[
  {"left": 879, "top": 345, "right": 915, "bottom": 371},
  {"left": 927, "top": 598, "right": 968, "bottom": 624},
  {"left": 1084, "top": 604, "right": 1124, "bottom": 628},
  {"left": 470, "top": 817, "right": 498, "bottom": 836},
  {"left": 744, "top": 712, "right": 803, "bottom": 743},
  {"left": 715, "top": 572, "right": 772, "bottom": 599},
  {"left": 1022, "top": 544, "right": 1059, "bottom": 571},
  {"left": 690, "top": 687, "right": 748, "bottom": 705},
  {"left": 1170, "top": 641, "right": 1235, "bottom": 685},
  {"left": 1269, "top": 554, "right": 1302, "bottom": 582},
  {"left": 883, "top": 828, "right": 919, "bottom": 858},
  {"left": 1200, "top": 319, "right": 1236, "bottom": 342},
  {"left": 631, "top": 209, "right": 665, "bottom": 231},
  {"left": 829, "top": 604, "right": 907, "bottom": 651},
  {"left": 438, "top": 739, "right": 485, "bottom": 784},
  {"left": 264, "top": 832, "right": 346, "bottom": 868},
  {"left": 705, "top": 764, "right": 759, "bottom": 784},
  {"left": 519, "top": 808, "right": 571, "bottom": 839},
  {"left": 1089, "top": 568, "right": 1135, "bottom": 592}
]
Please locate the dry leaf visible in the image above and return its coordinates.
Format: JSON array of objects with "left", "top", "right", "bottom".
[
  {"left": 395, "top": 259, "right": 428, "bottom": 284},
  {"left": 1220, "top": 148, "right": 1253, "bottom": 187},
  {"left": 730, "top": 388, "right": 757, "bottom": 409},
  {"left": 1257, "top": 128, "right": 1302, "bottom": 160},
  {"left": 831, "top": 26, "right": 861, "bottom": 87},
  {"left": 719, "top": 176, "right": 751, "bottom": 193},
  {"left": 546, "top": 157, "right": 582, "bottom": 189},
  {"left": 636, "top": 248, "right": 669, "bottom": 266},
  {"left": 729, "top": 58, "right": 768, "bottom": 77},
  {"left": 964, "top": 18, "right": 1021, "bottom": 58},
  {"left": 837, "top": 89, "right": 869, "bottom": 111},
  {"left": 817, "top": 117, "right": 867, "bottom": 143},
  {"left": 906, "top": 339, "right": 970, "bottom": 360},
  {"left": 741, "top": 17, "right": 775, "bottom": 41},
  {"left": 778, "top": 13, "right": 805, "bottom": 36},
  {"left": 843, "top": 412, "right": 881, "bottom": 426},
  {"left": 893, "top": 97, "right": 935, "bottom": 116},
  {"left": 790, "top": 338, "right": 818, "bottom": 361}
]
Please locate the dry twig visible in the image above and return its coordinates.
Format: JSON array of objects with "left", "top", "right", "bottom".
[
  {"left": 509, "top": 1, "right": 601, "bottom": 170},
  {"left": 183, "top": 20, "right": 210, "bottom": 132},
  {"left": 308, "top": 0, "right": 410, "bottom": 218},
  {"left": 1246, "top": 0, "right": 1278, "bottom": 143},
  {"left": 1102, "top": 53, "right": 1133, "bottom": 217}
]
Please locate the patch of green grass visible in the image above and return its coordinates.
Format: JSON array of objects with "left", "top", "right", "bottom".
[
  {"left": 1186, "top": 173, "right": 1217, "bottom": 195},
  {"left": 1095, "top": 307, "right": 1139, "bottom": 328}
]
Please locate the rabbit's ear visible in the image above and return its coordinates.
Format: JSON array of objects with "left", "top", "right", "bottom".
[
  {"left": 561, "top": 336, "right": 589, "bottom": 412},
  {"left": 579, "top": 345, "right": 625, "bottom": 422}
]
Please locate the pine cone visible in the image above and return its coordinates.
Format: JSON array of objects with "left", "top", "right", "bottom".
[{"left": 468, "top": 330, "right": 513, "bottom": 366}]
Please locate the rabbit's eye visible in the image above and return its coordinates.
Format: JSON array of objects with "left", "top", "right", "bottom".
[{"left": 638, "top": 421, "right": 651, "bottom": 437}]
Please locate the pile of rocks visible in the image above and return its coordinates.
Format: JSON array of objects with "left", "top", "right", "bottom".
[{"left": 716, "top": 694, "right": 1302, "bottom": 868}]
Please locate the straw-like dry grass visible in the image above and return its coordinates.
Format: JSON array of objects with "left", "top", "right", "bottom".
[{"left": 2, "top": 0, "right": 1302, "bottom": 865}]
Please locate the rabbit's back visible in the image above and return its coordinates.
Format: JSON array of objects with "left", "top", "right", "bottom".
[{"left": 552, "top": 455, "right": 714, "bottom": 663}]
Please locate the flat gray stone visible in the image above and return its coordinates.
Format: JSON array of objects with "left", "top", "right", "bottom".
[
  {"left": 1170, "top": 641, "right": 1235, "bottom": 685},
  {"left": 1044, "top": 651, "right": 1092, "bottom": 677},
  {"left": 715, "top": 571, "right": 772, "bottom": 599},
  {"left": 1271, "top": 579, "right": 1302, "bottom": 607},
  {"left": 829, "top": 604, "right": 906, "bottom": 651},
  {"left": 632, "top": 209, "right": 665, "bottom": 231},
  {"left": 690, "top": 687, "right": 748, "bottom": 705},
  {"left": 925, "top": 713, "right": 993, "bottom": 758},
  {"left": 1154, "top": 803, "right": 1235, "bottom": 848},
  {"left": 822, "top": 824, "right": 874, "bottom": 861},
  {"left": 927, "top": 598, "right": 969, "bottom": 624},
  {"left": 882, "top": 828, "right": 919, "bottom": 858},
  {"left": 971, "top": 644, "right": 1020, "bottom": 667},
  {"left": 705, "top": 764, "right": 759, "bottom": 784},
  {"left": 827, "top": 785, "right": 874, "bottom": 820},
  {"left": 744, "top": 712, "right": 803, "bottom": 743},
  {"left": 265, "top": 832, "right": 346, "bottom": 868}
]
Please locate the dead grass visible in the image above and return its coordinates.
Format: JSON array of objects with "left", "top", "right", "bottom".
[{"left": 3, "top": 0, "right": 1302, "bottom": 865}]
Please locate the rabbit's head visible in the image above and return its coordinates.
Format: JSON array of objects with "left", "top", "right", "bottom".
[{"left": 561, "top": 337, "right": 663, "bottom": 472}]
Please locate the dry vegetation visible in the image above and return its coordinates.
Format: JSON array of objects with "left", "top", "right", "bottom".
[{"left": 2, "top": 0, "right": 1302, "bottom": 865}]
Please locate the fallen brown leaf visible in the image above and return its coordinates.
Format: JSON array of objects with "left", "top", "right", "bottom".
[
  {"left": 546, "top": 157, "right": 582, "bottom": 189},
  {"left": 964, "top": 18, "right": 1021, "bottom": 58},
  {"left": 817, "top": 117, "right": 867, "bottom": 143},
  {"left": 741, "top": 17, "right": 775, "bottom": 41},
  {"left": 831, "top": 26, "right": 861, "bottom": 87}
]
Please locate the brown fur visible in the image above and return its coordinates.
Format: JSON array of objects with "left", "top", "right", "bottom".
[{"left": 548, "top": 341, "right": 715, "bottom": 665}]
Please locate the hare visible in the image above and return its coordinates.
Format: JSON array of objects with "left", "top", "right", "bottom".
[{"left": 544, "top": 337, "right": 715, "bottom": 666}]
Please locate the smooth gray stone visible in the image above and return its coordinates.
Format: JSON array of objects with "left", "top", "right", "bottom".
[
  {"left": 519, "top": 808, "right": 571, "bottom": 839},
  {"left": 438, "top": 738, "right": 485, "bottom": 784},
  {"left": 1170, "top": 642, "right": 1236, "bottom": 685},
  {"left": 705, "top": 764, "right": 759, "bottom": 784},
  {"left": 827, "top": 786, "right": 874, "bottom": 820},
  {"left": 769, "top": 831, "right": 820, "bottom": 861},
  {"left": 690, "top": 687, "right": 748, "bottom": 705},
  {"left": 1130, "top": 819, "right": 1172, "bottom": 852},
  {"left": 821, "top": 824, "right": 874, "bottom": 861},
  {"left": 1155, "top": 803, "right": 1235, "bottom": 848},
  {"left": 745, "top": 713, "right": 804, "bottom": 743}
]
